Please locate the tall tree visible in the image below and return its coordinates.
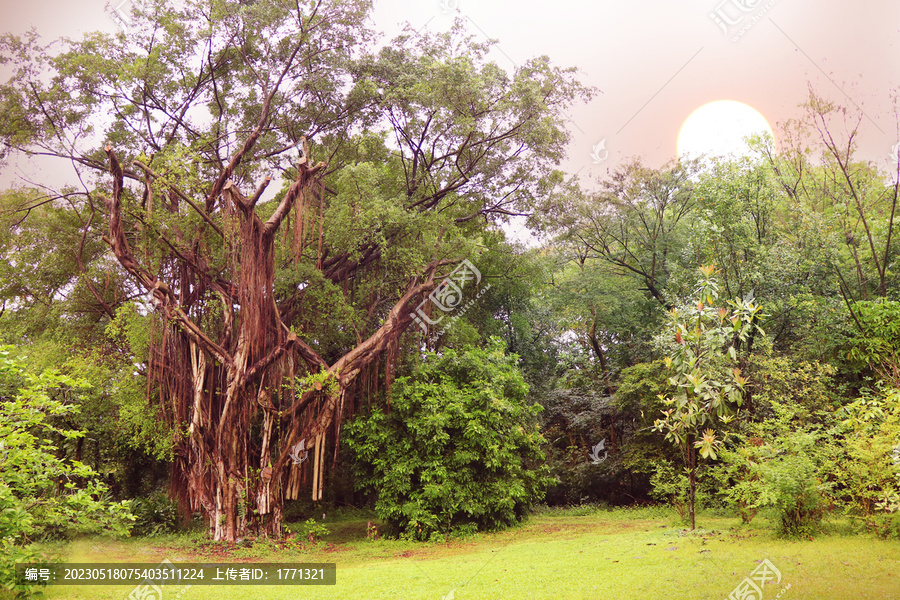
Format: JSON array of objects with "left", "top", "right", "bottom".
[
  {"left": 0, "top": 0, "right": 588, "bottom": 540},
  {"left": 684, "top": 155, "right": 829, "bottom": 354},
  {"left": 765, "top": 90, "right": 900, "bottom": 303},
  {"left": 564, "top": 159, "right": 700, "bottom": 309}
]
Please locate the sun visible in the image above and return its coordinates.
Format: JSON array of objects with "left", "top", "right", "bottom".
[{"left": 677, "top": 100, "right": 773, "bottom": 159}]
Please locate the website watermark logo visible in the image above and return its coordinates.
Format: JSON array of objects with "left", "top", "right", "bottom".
[
  {"left": 126, "top": 559, "right": 191, "bottom": 600},
  {"left": 590, "top": 139, "right": 609, "bottom": 164},
  {"left": 439, "top": 0, "right": 459, "bottom": 14},
  {"left": 589, "top": 439, "right": 608, "bottom": 464},
  {"left": 108, "top": 0, "right": 134, "bottom": 33},
  {"left": 887, "top": 142, "right": 900, "bottom": 165},
  {"left": 726, "top": 558, "right": 789, "bottom": 600},
  {"left": 411, "top": 259, "right": 491, "bottom": 337},
  {"left": 289, "top": 438, "right": 308, "bottom": 465},
  {"left": 709, "top": 0, "right": 780, "bottom": 42}
]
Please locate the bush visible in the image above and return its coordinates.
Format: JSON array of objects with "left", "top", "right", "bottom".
[
  {"left": 649, "top": 461, "right": 718, "bottom": 524},
  {"left": 538, "top": 360, "right": 674, "bottom": 507},
  {"left": 345, "top": 339, "right": 552, "bottom": 541},
  {"left": 708, "top": 351, "right": 840, "bottom": 534},
  {"left": 130, "top": 491, "right": 179, "bottom": 537},
  {"left": 714, "top": 414, "right": 833, "bottom": 537},
  {"left": 713, "top": 440, "right": 766, "bottom": 525},
  {"left": 862, "top": 511, "right": 900, "bottom": 539},
  {"left": 755, "top": 430, "right": 831, "bottom": 537},
  {"left": 298, "top": 518, "right": 330, "bottom": 544},
  {"left": 0, "top": 348, "right": 133, "bottom": 598},
  {"left": 539, "top": 385, "right": 621, "bottom": 506},
  {"left": 745, "top": 355, "right": 838, "bottom": 420},
  {"left": 834, "top": 384, "right": 900, "bottom": 537},
  {"left": 611, "top": 361, "right": 675, "bottom": 475}
]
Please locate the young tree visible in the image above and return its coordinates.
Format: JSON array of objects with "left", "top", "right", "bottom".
[
  {"left": 653, "top": 266, "right": 762, "bottom": 530},
  {"left": 0, "top": 0, "right": 589, "bottom": 540}
]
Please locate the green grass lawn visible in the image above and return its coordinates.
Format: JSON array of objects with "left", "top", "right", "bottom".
[{"left": 32, "top": 507, "right": 900, "bottom": 600}]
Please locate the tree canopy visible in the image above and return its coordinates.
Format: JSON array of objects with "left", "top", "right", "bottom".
[{"left": 0, "top": 0, "right": 590, "bottom": 541}]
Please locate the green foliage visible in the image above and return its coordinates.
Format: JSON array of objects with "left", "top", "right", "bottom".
[
  {"left": 714, "top": 395, "right": 835, "bottom": 537},
  {"left": 648, "top": 461, "right": 713, "bottom": 524},
  {"left": 611, "top": 361, "right": 676, "bottom": 476},
  {"left": 535, "top": 247, "right": 671, "bottom": 506},
  {"left": 297, "top": 518, "right": 330, "bottom": 544},
  {"left": 296, "top": 368, "right": 339, "bottom": 397},
  {"left": 834, "top": 384, "right": 900, "bottom": 537},
  {"left": 681, "top": 155, "right": 823, "bottom": 354},
  {"left": 345, "top": 340, "right": 551, "bottom": 540},
  {"left": 772, "top": 91, "right": 900, "bottom": 302},
  {"left": 713, "top": 441, "right": 765, "bottom": 525},
  {"left": 653, "top": 267, "right": 762, "bottom": 458},
  {"left": 355, "top": 22, "right": 593, "bottom": 221},
  {"left": 548, "top": 250, "right": 662, "bottom": 374},
  {"left": 0, "top": 347, "right": 133, "bottom": 598},
  {"left": 689, "top": 158, "right": 779, "bottom": 300},
  {"left": 539, "top": 384, "right": 617, "bottom": 506},
  {"left": 0, "top": 189, "right": 114, "bottom": 344},
  {"left": 708, "top": 353, "right": 842, "bottom": 534},
  {"left": 130, "top": 491, "right": 179, "bottom": 537},
  {"left": 104, "top": 306, "right": 174, "bottom": 463},
  {"left": 746, "top": 354, "right": 838, "bottom": 422},
  {"left": 105, "top": 303, "right": 155, "bottom": 365},
  {"left": 845, "top": 300, "right": 900, "bottom": 382},
  {"left": 561, "top": 158, "right": 700, "bottom": 309},
  {"left": 652, "top": 266, "right": 762, "bottom": 529},
  {"left": 713, "top": 355, "right": 836, "bottom": 526},
  {"left": 753, "top": 429, "right": 832, "bottom": 537}
]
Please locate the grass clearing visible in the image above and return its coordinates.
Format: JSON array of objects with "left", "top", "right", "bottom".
[{"left": 34, "top": 508, "right": 900, "bottom": 600}]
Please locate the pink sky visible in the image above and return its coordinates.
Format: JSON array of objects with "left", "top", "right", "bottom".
[{"left": 2, "top": 0, "right": 899, "bottom": 189}]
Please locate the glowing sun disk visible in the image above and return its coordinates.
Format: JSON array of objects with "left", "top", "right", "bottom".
[{"left": 677, "top": 100, "right": 773, "bottom": 159}]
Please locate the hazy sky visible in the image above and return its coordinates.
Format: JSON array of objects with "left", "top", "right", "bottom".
[{"left": 1, "top": 0, "right": 899, "bottom": 188}]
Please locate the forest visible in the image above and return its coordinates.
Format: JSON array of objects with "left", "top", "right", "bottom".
[{"left": 0, "top": 0, "right": 899, "bottom": 598}]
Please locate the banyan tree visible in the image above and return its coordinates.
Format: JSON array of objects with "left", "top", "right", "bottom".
[
  {"left": 0, "top": 0, "right": 589, "bottom": 540},
  {"left": 103, "top": 138, "right": 452, "bottom": 539}
]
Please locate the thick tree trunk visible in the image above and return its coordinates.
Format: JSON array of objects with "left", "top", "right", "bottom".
[{"left": 104, "top": 146, "right": 450, "bottom": 541}]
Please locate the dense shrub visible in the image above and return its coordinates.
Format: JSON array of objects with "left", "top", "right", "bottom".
[
  {"left": 713, "top": 440, "right": 766, "bottom": 525},
  {"left": 539, "top": 384, "right": 623, "bottom": 506},
  {"left": 834, "top": 384, "right": 900, "bottom": 538},
  {"left": 649, "top": 460, "right": 717, "bottom": 523},
  {"left": 345, "top": 340, "right": 552, "bottom": 541},
  {"left": 130, "top": 491, "right": 179, "bottom": 537},
  {"left": 712, "top": 354, "right": 839, "bottom": 529},
  {"left": 755, "top": 429, "right": 832, "bottom": 537},
  {"left": 0, "top": 348, "right": 133, "bottom": 598},
  {"left": 713, "top": 399, "right": 835, "bottom": 537}
]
